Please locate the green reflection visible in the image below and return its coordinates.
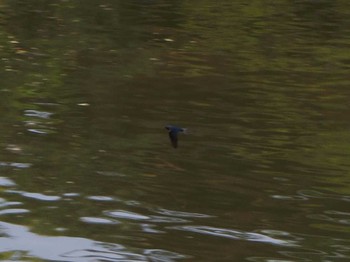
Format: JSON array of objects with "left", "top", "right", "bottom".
[{"left": 0, "top": 1, "right": 350, "bottom": 261}]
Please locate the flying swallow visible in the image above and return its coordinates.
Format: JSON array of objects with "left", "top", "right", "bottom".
[{"left": 165, "top": 125, "right": 186, "bottom": 148}]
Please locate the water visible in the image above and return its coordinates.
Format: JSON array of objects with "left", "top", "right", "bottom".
[{"left": 1, "top": 0, "right": 350, "bottom": 261}]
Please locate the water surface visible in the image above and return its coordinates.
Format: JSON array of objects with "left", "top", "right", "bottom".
[{"left": 1, "top": 1, "right": 350, "bottom": 261}]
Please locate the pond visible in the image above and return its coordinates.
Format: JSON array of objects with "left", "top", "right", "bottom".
[{"left": 0, "top": 1, "right": 350, "bottom": 261}]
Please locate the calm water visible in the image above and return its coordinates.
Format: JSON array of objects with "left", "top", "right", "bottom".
[{"left": 1, "top": 1, "right": 350, "bottom": 261}]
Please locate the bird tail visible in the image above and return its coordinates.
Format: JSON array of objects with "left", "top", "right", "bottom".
[{"left": 182, "top": 128, "right": 188, "bottom": 134}]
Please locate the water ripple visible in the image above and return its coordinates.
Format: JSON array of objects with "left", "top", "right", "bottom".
[
  {"left": 79, "top": 217, "right": 120, "bottom": 225},
  {"left": 27, "top": 128, "right": 50, "bottom": 134},
  {"left": 0, "top": 208, "right": 29, "bottom": 216},
  {"left": 0, "top": 221, "right": 186, "bottom": 261},
  {"left": 63, "top": 249, "right": 147, "bottom": 262},
  {"left": 278, "top": 233, "right": 350, "bottom": 261},
  {"left": 308, "top": 211, "right": 350, "bottom": 225},
  {"left": 148, "top": 215, "right": 189, "bottom": 224},
  {"left": 24, "top": 109, "right": 53, "bottom": 119},
  {"left": 21, "top": 192, "right": 61, "bottom": 201},
  {"left": 271, "top": 194, "right": 307, "bottom": 201},
  {"left": 153, "top": 208, "right": 213, "bottom": 218},
  {"left": 247, "top": 257, "right": 294, "bottom": 262},
  {"left": 272, "top": 189, "right": 350, "bottom": 203},
  {"left": 141, "top": 224, "right": 165, "bottom": 234},
  {"left": 6, "top": 190, "right": 61, "bottom": 201},
  {"left": 105, "top": 210, "right": 150, "bottom": 221},
  {"left": 0, "top": 200, "right": 22, "bottom": 208},
  {"left": 63, "top": 193, "right": 80, "bottom": 198},
  {"left": 0, "top": 162, "right": 31, "bottom": 169},
  {"left": 143, "top": 249, "right": 190, "bottom": 261},
  {"left": 170, "top": 225, "right": 297, "bottom": 247},
  {"left": 298, "top": 190, "right": 350, "bottom": 202},
  {"left": 0, "top": 177, "right": 16, "bottom": 187},
  {"left": 86, "top": 195, "right": 116, "bottom": 202}
]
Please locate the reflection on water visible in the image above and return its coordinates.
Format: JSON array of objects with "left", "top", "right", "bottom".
[
  {"left": 24, "top": 109, "right": 53, "bottom": 119},
  {"left": 0, "top": 178, "right": 349, "bottom": 261},
  {"left": 0, "top": 221, "right": 187, "bottom": 261},
  {"left": 0, "top": 162, "right": 31, "bottom": 169},
  {"left": 8, "top": 191, "right": 62, "bottom": 201},
  {"left": 1, "top": 0, "right": 350, "bottom": 261},
  {"left": 170, "top": 225, "right": 297, "bottom": 247},
  {"left": 0, "top": 209, "right": 29, "bottom": 216},
  {"left": 298, "top": 190, "right": 350, "bottom": 202}
]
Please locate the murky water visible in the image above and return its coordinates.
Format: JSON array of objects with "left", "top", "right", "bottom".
[{"left": 1, "top": 1, "right": 350, "bottom": 261}]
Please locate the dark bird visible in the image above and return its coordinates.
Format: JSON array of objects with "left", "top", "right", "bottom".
[{"left": 165, "top": 125, "right": 187, "bottom": 148}]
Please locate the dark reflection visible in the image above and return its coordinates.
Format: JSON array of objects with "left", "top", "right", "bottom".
[
  {"left": 292, "top": 0, "right": 343, "bottom": 37},
  {"left": 0, "top": 0, "right": 350, "bottom": 261}
]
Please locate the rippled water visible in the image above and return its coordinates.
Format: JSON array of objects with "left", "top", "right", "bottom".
[{"left": 1, "top": 1, "right": 350, "bottom": 261}]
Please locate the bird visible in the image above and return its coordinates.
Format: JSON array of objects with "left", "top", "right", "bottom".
[{"left": 165, "top": 125, "right": 187, "bottom": 148}]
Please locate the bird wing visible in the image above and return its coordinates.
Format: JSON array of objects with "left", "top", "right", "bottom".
[{"left": 169, "top": 131, "right": 178, "bottom": 148}]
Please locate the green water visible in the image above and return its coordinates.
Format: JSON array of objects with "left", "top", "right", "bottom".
[{"left": 0, "top": 1, "right": 350, "bottom": 261}]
